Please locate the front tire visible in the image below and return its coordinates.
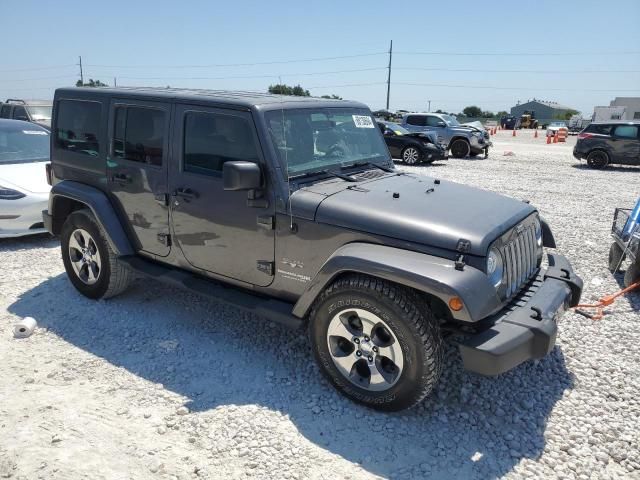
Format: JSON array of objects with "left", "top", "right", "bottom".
[
  {"left": 401, "top": 146, "right": 422, "bottom": 165},
  {"left": 608, "top": 242, "right": 625, "bottom": 273},
  {"left": 450, "top": 139, "right": 470, "bottom": 158},
  {"left": 624, "top": 262, "right": 640, "bottom": 288},
  {"left": 308, "top": 274, "right": 443, "bottom": 411},
  {"left": 587, "top": 150, "right": 609, "bottom": 169},
  {"left": 61, "top": 209, "right": 132, "bottom": 299}
]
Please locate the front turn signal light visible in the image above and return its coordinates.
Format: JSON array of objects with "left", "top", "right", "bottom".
[{"left": 449, "top": 297, "right": 464, "bottom": 312}]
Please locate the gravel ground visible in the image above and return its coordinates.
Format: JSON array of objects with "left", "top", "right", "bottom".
[{"left": 1, "top": 132, "right": 639, "bottom": 480}]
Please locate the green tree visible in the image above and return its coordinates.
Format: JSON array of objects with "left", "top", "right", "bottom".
[
  {"left": 76, "top": 79, "right": 108, "bottom": 87},
  {"left": 481, "top": 110, "right": 495, "bottom": 118},
  {"left": 462, "top": 105, "right": 482, "bottom": 117},
  {"left": 320, "top": 94, "right": 342, "bottom": 100},
  {"left": 496, "top": 110, "right": 509, "bottom": 118},
  {"left": 554, "top": 109, "right": 579, "bottom": 120},
  {"left": 268, "top": 84, "right": 310, "bottom": 96}
]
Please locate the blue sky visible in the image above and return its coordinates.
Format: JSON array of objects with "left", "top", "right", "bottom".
[{"left": 1, "top": 0, "right": 639, "bottom": 115}]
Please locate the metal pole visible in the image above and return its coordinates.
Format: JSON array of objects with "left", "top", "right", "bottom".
[
  {"left": 428, "top": 100, "right": 431, "bottom": 112},
  {"left": 114, "top": 77, "right": 117, "bottom": 87},
  {"left": 78, "top": 56, "right": 84, "bottom": 85},
  {"left": 386, "top": 40, "right": 392, "bottom": 110}
]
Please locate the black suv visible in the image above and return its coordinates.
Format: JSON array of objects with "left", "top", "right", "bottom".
[
  {"left": 0, "top": 99, "right": 52, "bottom": 129},
  {"left": 573, "top": 121, "right": 640, "bottom": 168},
  {"left": 43, "top": 87, "right": 582, "bottom": 411}
]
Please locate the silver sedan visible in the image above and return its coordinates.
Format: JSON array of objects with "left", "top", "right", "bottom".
[{"left": 0, "top": 119, "right": 51, "bottom": 238}]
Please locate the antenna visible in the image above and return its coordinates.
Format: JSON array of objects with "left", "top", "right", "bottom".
[
  {"left": 386, "top": 40, "right": 393, "bottom": 110},
  {"left": 280, "top": 102, "right": 294, "bottom": 231}
]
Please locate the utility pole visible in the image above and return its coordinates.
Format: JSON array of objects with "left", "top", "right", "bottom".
[
  {"left": 78, "top": 56, "right": 84, "bottom": 86},
  {"left": 114, "top": 77, "right": 117, "bottom": 87},
  {"left": 386, "top": 40, "right": 392, "bottom": 110},
  {"left": 428, "top": 100, "right": 431, "bottom": 112}
]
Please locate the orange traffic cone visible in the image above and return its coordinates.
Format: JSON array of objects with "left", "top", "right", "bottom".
[
  {"left": 546, "top": 134, "right": 551, "bottom": 144},
  {"left": 512, "top": 129, "right": 516, "bottom": 137},
  {"left": 553, "top": 132, "right": 558, "bottom": 143},
  {"left": 534, "top": 129, "right": 538, "bottom": 138}
]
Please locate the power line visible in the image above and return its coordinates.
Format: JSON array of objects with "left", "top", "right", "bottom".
[
  {"left": 0, "top": 64, "right": 76, "bottom": 73},
  {"left": 395, "top": 82, "right": 640, "bottom": 93},
  {"left": 395, "top": 67, "right": 640, "bottom": 74},
  {"left": 0, "top": 75, "right": 78, "bottom": 84},
  {"left": 104, "top": 67, "right": 387, "bottom": 81},
  {"left": 396, "top": 50, "right": 640, "bottom": 57},
  {"left": 84, "top": 52, "right": 387, "bottom": 69}
]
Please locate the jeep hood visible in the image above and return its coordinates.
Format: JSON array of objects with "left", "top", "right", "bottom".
[{"left": 293, "top": 173, "right": 536, "bottom": 256}]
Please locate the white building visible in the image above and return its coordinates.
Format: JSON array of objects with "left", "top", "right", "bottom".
[{"left": 592, "top": 97, "right": 640, "bottom": 121}]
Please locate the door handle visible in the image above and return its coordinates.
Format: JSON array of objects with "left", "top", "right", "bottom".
[
  {"left": 111, "top": 172, "right": 131, "bottom": 184},
  {"left": 174, "top": 188, "right": 198, "bottom": 201}
]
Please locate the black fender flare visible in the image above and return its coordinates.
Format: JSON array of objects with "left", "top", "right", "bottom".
[
  {"left": 292, "top": 243, "right": 501, "bottom": 322},
  {"left": 539, "top": 216, "right": 556, "bottom": 248},
  {"left": 47, "top": 180, "right": 134, "bottom": 256}
]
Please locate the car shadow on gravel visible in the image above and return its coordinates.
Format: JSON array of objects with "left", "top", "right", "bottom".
[
  {"left": 0, "top": 233, "right": 57, "bottom": 251},
  {"left": 9, "top": 275, "right": 574, "bottom": 479},
  {"left": 570, "top": 163, "right": 640, "bottom": 173}
]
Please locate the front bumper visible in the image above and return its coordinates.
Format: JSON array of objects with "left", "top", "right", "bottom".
[
  {"left": 0, "top": 195, "right": 49, "bottom": 238},
  {"left": 458, "top": 253, "right": 582, "bottom": 376}
]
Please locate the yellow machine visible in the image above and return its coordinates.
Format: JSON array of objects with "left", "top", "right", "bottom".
[{"left": 519, "top": 112, "right": 539, "bottom": 129}]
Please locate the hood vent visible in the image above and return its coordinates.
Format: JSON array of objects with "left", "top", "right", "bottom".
[{"left": 354, "top": 170, "right": 387, "bottom": 181}]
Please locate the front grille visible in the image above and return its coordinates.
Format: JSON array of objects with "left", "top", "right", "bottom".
[{"left": 501, "top": 223, "right": 538, "bottom": 298}]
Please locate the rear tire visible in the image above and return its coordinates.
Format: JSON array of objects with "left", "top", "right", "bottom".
[
  {"left": 608, "top": 242, "right": 625, "bottom": 273},
  {"left": 450, "top": 139, "right": 470, "bottom": 158},
  {"left": 624, "top": 262, "right": 640, "bottom": 288},
  {"left": 308, "top": 274, "right": 443, "bottom": 411},
  {"left": 61, "top": 209, "right": 132, "bottom": 299},
  {"left": 587, "top": 150, "right": 609, "bottom": 169}
]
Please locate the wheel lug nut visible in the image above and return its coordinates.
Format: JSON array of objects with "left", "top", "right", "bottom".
[
  {"left": 353, "top": 338, "right": 360, "bottom": 344},
  {"left": 356, "top": 351, "right": 362, "bottom": 357},
  {"left": 368, "top": 356, "right": 373, "bottom": 362},
  {"left": 364, "top": 336, "right": 370, "bottom": 342},
  {"left": 373, "top": 346, "right": 378, "bottom": 353}
]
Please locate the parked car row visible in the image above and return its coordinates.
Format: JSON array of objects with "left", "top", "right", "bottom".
[
  {"left": 376, "top": 120, "right": 447, "bottom": 164},
  {"left": 0, "top": 98, "right": 52, "bottom": 129}
]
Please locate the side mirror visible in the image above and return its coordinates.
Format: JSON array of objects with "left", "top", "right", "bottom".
[
  {"left": 384, "top": 129, "right": 395, "bottom": 136},
  {"left": 436, "top": 121, "right": 446, "bottom": 127},
  {"left": 223, "top": 161, "right": 262, "bottom": 191}
]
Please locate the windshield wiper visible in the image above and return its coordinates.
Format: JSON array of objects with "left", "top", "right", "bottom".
[
  {"left": 342, "top": 161, "right": 394, "bottom": 173},
  {"left": 289, "top": 169, "right": 357, "bottom": 182}
]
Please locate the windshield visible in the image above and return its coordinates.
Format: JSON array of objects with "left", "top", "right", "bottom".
[
  {"left": 265, "top": 108, "right": 391, "bottom": 177},
  {"left": 26, "top": 105, "right": 52, "bottom": 120},
  {"left": 384, "top": 122, "right": 410, "bottom": 135},
  {"left": 442, "top": 114, "right": 459, "bottom": 126},
  {"left": 0, "top": 126, "right": 50, "bottom": 164},
  {"left": 550, "top": 122, "right": 566, "bottom": 127}
]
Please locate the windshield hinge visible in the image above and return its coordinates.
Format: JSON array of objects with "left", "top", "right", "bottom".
[
  {"left": 257, "top": 260, "right": 275, "bottom": 276},
  {"left": 455, "top": 254, "right": 466, "bottom": 271},
  {"left": 157, "top": 233, "right": 171, "bottom": 247}
]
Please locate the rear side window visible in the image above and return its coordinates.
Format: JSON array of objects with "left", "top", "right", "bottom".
[
  {"left": 112, "top": 106, "right": 165, "bottom": 166},
  {"left": 406, "top": 115, "right": 426, "bottom": 127},
  {"left": 0, "top": 104, "right": 12, "bottom": 118},
  {"left": 585, "top": 124, "right": 613, "bottom": 135},
  {"left": 183, "top": 111, "right": 259, "bottom": 175},
  {"left": 12, "top": 106, "right": 29, "bottom": 121},
  {"left": 55, "top": 100, "right": 101, "bottom": 156},
  {"left": 613, "top": 125, "right": 638, "bottom": 139}
]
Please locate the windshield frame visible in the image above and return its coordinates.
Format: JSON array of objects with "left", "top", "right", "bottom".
[
  {"left": 263, "top": 106, "right": 392, "bottom": 179},
  {"left": 442, "top": 114, "right": 460, "bottom": 126}
]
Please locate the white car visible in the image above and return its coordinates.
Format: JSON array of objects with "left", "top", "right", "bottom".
[
  {"left": 0, "top": 119, "right": 51, "bottom": 238},
  {"left": 546, "top": 121, "right": 568, "bottom": 137}
]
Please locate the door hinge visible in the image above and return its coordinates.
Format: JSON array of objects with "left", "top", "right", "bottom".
[
  {"left": 157, "top": 233, "right": 171, "bottom": 247},
  {"left": 154, "top": 193, "right": 169, "bottom": 207},
  {"left": 257, "top": 215, "right": 275, "bottom": 230},
  {"left": 257, "top": 260, "right": 275, "bottom": 276}
]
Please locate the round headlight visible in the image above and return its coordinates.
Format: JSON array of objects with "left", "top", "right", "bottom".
[
  {"left": 487, "top": 248, "right": 503, "bottom": 288},
  {"left": 534, "top": 218, "right": 543, "bottom": 247}
]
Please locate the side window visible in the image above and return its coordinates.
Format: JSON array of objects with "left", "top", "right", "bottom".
[
  {"left": 425, "top": 116, "right": 443, "bottom": 127},
  {"left": 0, "top": 105, "right": 11, "bottom": 118},
  {"left": 183, "top": 111, "right": 259, "bottom": 175},
  {"left": 112, "top": 106, "right": 165, "bottom": 166},
  {"left": 13, "top": 106, "right": 29, "bottom": 121},
  {"left": 406, "top": 115, "right": 426, "bottom": 127},
  {"left": 613, "top": 125, "right": 638, "bottom": 139},
  {"left": 55, "top": 100, "right": 101, "bottom": 156},
  {"left": 634, "top": 112, "right": 640, "bottom": 120},
  {"left": 585, "top": 124, "right": 612, "bottom": 135}
]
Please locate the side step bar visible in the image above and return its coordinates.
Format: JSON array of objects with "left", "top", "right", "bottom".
[{"left": 119, "top": 256, "right": 302, "bottom": 329}]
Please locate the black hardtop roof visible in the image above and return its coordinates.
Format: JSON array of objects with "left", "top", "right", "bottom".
[{"left": 54, "top": 86, "right": 369, "bottom": 111}]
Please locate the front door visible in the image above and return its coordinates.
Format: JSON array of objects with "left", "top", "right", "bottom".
[
  {"left": 169, "top": 104, "right": 275, "bottom": 287},
  {"left": 611, "top": 124, "right": 640, "bottom": 164},
  {"left": 107, "top": 99, "right": 171, "bottom": 257}
]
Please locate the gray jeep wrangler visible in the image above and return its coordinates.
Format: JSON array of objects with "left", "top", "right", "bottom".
[{"left": 43, "top": 87, "right": 582, "bottom": 411}]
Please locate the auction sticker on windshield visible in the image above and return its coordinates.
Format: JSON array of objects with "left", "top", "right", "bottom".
[{"left": 352, "top": 115, "right": 375, "bottom": 128}]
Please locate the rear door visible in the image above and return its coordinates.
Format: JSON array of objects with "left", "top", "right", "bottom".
[
  {"left": 168, "top": 104, "right": 275, "bottom": 286},
  {"left": 610, "top": 124, "right": 640, "bottom": 164},
  {"left": 106, "top": 98, "right": 171, "bottom": 257},
  {"left": 404, "top": 115, "right": 426, "bottom": 132}
]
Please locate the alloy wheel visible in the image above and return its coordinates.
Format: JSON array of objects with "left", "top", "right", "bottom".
[
  {"left": 68, "top": 228, "right": 102, "bottom": 285},
  {"left": 403, "top": 147, "right": 420, "bottom": 164},
  {"left": 326, "top": 308, "right": 404, "bottom": 392}
]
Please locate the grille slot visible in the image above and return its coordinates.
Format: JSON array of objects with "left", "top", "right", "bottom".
[{"left": 501, "top": 223, "right": 538, "bottom": 298}]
